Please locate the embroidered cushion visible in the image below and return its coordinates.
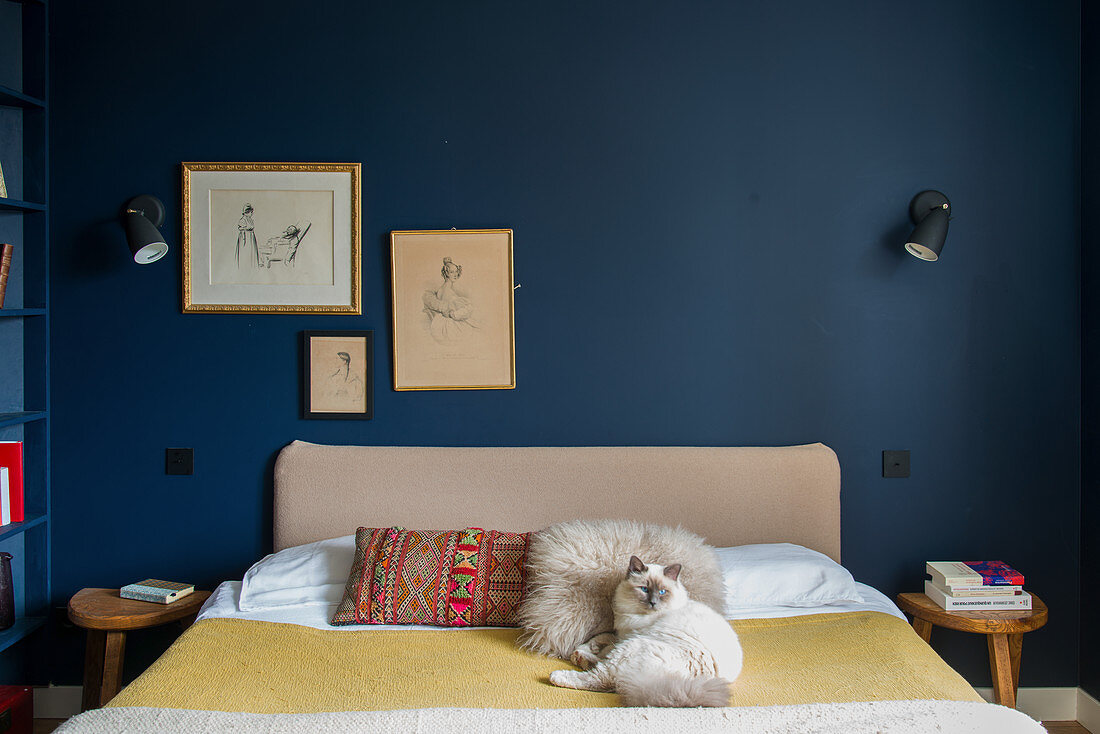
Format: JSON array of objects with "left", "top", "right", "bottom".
[{"left": 331, "top": 526, "right": 530, "bottom": 627}]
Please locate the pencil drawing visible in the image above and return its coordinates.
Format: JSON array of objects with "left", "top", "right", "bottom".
[
  {"left": 259, "top": 223, "right": 312, "bottom": 268},
  {"left": 422, "top": 256, "right": 480, "bottom": 344},
  {"left": 236, "top": 203, "right": 257, "bottom": 268},
  {"left": 321, "top": 349, "right": 364, "bottom": 406}
]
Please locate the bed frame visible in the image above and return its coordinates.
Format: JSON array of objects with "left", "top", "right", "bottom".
[
  {"left": 272, "top": 441, "right": 841, "bottom": 560},
  {"left": 270, "top": 442, "right": 836, "bottom": 563}
]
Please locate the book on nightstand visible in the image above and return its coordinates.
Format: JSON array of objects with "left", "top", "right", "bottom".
[
  {"left": 926, "top": 561, "right": 1024, "bottom": 588},
  {"left": 120, "top": 579, "right": 195, "bottom": 604},
  {"left": 924, "top": 580, "right": 1032, "bottom": 610}
]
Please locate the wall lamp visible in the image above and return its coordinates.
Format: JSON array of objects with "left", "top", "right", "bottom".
[
  {"left": 904, "top": 190, "right": 951, "bottom": 262},
  {"left": 122, "top": 195, "right": 169, "bottom": 264}
]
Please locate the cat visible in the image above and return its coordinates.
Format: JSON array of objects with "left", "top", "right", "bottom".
[{"left": 549, "top": 555, "right": 743, "bottom": 707}]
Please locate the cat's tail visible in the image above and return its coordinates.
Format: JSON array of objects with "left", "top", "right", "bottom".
[{"left": 617, "top": 671, "right": 730, "bottom": 708}]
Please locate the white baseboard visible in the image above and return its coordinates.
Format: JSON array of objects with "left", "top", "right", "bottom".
[
  {"left": 33, "top": 685, "right": 81, "bottom": 719},
  {"left": 974, "top": 686, "right": 1079, "bottom": 722},
  {"left": 29, "top": 683, "right": 1100, "bottom": 728},
  {"left": 1079, "top": 688, "right": 1100, "bottom": 733}
]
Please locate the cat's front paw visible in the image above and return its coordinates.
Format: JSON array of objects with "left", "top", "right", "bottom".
[
  {"left": 550, "top": 669, "right": 578, "bottom": 688},
  {"left": 570, "top": 649, "right": 595, "bottom": 670}
]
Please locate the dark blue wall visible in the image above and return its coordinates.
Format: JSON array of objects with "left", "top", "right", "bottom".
[
  {"left": 1083, "top": 0, "right": 1099, "bottom": 701},
  {"left": 44, "top": 0, "right": 1081, "bottom": 686}
]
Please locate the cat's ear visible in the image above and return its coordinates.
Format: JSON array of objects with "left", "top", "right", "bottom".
[
  {"left": 663, "top": 563, "right": 682, "bottom": 581},
  {"left": 628, "top": 556, "right": 646, "bottom": 575}
]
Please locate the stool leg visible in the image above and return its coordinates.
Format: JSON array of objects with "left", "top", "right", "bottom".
[
  {"left": 988, "top": 633, "right": 1016, "bottom": 708},
  {"left": 99, "top": 632, "right": 127, "bottom": 706},
  {"left": 911, "top": 617, "right": 933, "bottom": 643},
  {"left": 80, "top": 630, "right": 106, "bottom": 712},
  {"left": 1008, "top": 633, "right": 1023, "bottom": 697}
]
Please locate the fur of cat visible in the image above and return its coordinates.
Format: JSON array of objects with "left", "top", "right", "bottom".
[{"left": 549, "top": 556, "right": 743, "bottom": 707}]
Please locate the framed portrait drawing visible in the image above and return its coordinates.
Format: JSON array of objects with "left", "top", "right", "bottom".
[
  {"left": 390, "top": 229, "right": 515, "bottom": 391},
  {"left": 302, "top": 330, "right": 373, "bottom": 419},
  {"left": 182, "top": 162, "right": 361, "bottom": 314}
]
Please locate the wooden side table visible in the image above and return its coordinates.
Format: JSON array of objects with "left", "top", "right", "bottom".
[
  {"left": 896, "top": 592, "right": 1048, "bottom": 709},
  {"left": 68, "top": 588, "right": 211, "bottom": 711}
]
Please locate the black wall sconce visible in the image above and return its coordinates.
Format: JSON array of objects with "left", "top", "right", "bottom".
[
  {"left": 122, "top": 195, "right": 168, "bottom": 264},
  {"left": 904, "top": 190, "right": 951, "bottom": 262}
]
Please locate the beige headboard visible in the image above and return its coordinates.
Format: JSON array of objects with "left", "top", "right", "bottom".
[{"left": 273, "top": 442, "right": 841, "bottom": 560}]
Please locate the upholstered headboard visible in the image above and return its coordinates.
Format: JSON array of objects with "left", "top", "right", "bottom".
[{"left": 273, "top": 441, "right": 841, "bottom": 560}]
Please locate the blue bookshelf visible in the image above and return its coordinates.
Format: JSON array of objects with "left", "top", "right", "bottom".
[
  {"left": 0, "top": 84, "right": 44, "bottom": 110},
  {"left": 0, "top": 515, "right": 46, "bottom": 544},
  {"left": 0, "top": 0, "right": 50, "bottom": 655},
  {"left": 0, "top": 617, "right": 45, "bottom": 655},
  {"left": 0, "top": 198, "right": 45, "bottom": 213},
  {"left": 0, "top": 413, "right": 47, "bottom": 429}
]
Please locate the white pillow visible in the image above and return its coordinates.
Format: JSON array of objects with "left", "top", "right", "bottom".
[
  {"left": 716, "top": 543, "right": 862, "bottom": 613},
  {"left": 238, "top": 534, "right": 355, "bottom": 611}
]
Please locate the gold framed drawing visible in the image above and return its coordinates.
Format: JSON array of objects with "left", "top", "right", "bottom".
[
  {"left": 390, "top": 229, "right": 515, "bottom": 391},
  {"left": 182, "top": 162, "right": 361, "bottom": 314}
]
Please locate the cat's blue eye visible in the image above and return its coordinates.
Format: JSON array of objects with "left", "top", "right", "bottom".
[
  {"left": 658, "top": 589, "right": 667, "bottom": 596},
  {"left": 638, "top": 586, "right": 648, "bottom": 592}
]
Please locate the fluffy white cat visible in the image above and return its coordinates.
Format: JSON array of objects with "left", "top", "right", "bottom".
[{"left": 549, "top": 555, "right": 743, "bottom": 707}]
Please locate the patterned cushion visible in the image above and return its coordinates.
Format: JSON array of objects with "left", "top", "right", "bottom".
[{"left": 331, "top": 526, "right": 530, "bottom": 627}]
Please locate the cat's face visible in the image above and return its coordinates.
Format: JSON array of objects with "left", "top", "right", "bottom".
[{"left": 619, "top": 555, "right": 686, "bottom": 614}]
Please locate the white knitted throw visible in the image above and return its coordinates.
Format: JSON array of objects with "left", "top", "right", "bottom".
[{"left": 55, "top": 700, "right": 1045, "bottom": 734}]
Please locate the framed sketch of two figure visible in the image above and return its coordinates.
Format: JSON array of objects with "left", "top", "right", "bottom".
[{"left": 182, "top": 162, "right": 361, "bottom": 314}]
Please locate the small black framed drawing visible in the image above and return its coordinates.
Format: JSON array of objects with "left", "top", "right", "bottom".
[{"left": 302, "top": 330, "right": 373, "bottom": 419}]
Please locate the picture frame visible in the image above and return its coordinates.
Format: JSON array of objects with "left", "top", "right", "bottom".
[
  {"left": 390, "top": 229, "right": 515, "bottom": 391},
  {"left": 182, "top": 162, "right": 361, "bottom": 314},
  {"left": 302, "top": 330, "right": 373, "bottom": 419}
]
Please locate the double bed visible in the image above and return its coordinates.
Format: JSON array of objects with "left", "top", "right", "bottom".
[{"left": 56, "top": 442, "right": 1045, "bottom": 733}]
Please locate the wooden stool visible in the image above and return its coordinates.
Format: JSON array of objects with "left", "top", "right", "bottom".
[
  {"left": 67, "top": 588, "right": 211, "bottom": 711},
  {"left": 896, "top": 592, "right": 1048, "bottom": 709}
]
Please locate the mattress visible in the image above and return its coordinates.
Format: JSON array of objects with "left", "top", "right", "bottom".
[{"left": 107, "top": 607, "right": 981, "bottom": 713}]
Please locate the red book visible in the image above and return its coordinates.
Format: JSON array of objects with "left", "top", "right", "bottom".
[
  {"left": 0, "top": 442, "right": 24, "bottom": 522},
  {"left": 926, "top": 560, "right": 1025, "bottom": 588},
  {"left": 961, "top": 561, "right": 1025, "bottom": 586}
]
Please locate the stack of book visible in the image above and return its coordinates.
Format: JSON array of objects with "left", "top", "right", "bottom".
[{"left": 925, "top": 561, "right": 1031, "bottom": 611}]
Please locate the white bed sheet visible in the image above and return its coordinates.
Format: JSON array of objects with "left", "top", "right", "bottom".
[{"left": 196, "top": 580, "right": 905, "bottom": 631}]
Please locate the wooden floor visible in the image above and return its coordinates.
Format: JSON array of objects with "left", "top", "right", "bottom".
[{"left": 29, "top": 717, "right": 1094, "bottom": 732}]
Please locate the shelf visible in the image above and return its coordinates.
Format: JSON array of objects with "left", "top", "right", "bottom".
[
  {"left": 0, "top": 0, "right": 50, "bottom": 668},
  {"left": 0, "top": 515, "right": 46, "bottom": 544},
  {"left": 0, "top": 198, "right": 45, "bottom": 212},
  {"left": 0, "top": 85, "right": 44, "bottom": 109},
  {"left": 0, "top": 616, "right": 45, "bottom": 654},
  {"left": 0, "top": 412, "right": 46, "bottom": 429},
  {"left": 0, "top": 309, "right": 46, "bottom": 317}
]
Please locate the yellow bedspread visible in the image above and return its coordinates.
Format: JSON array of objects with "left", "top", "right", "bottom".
[{"left": 108, "top": 611, "right": 981, "bottom": 713}]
